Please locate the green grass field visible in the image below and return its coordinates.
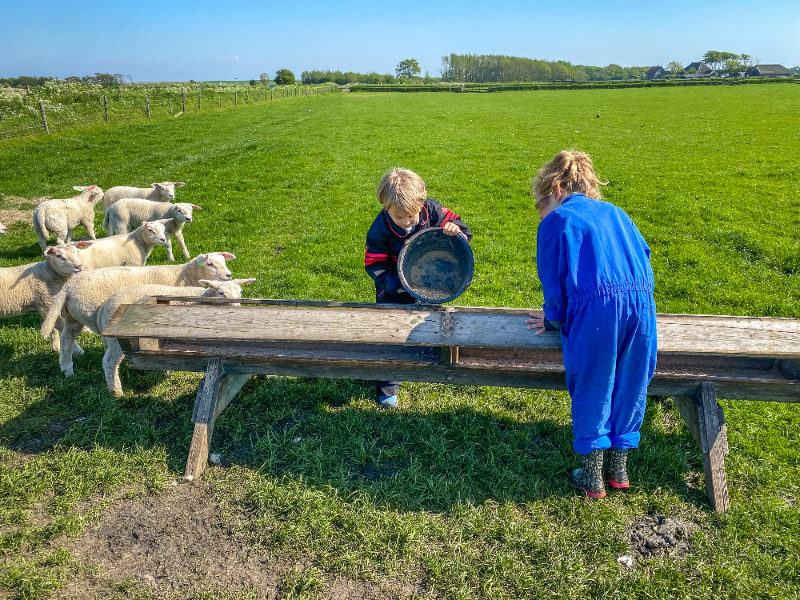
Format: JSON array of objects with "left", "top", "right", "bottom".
[{"left": 1, "top": 85, "right": 799, "bottom": 599}]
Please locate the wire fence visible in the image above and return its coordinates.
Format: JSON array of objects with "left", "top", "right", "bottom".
[{"left": 0, "top": 84, "right": 337, "bottom": 143}]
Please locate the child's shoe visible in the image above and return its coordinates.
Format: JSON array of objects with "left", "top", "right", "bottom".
[
  {"left": 607, "top": 447, "right": 630, "bottom": 489},
  {"left": 572, "top": 449, "right": 606, "bottom": 498},
  {"left": 378, "top": 395, "right": 398, "bottom": 409}
]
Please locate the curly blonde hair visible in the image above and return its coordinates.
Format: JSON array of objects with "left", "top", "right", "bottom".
[
  {"left": 532, "top": 150, "right": 607, "bottom": 204},
  {"left": 377, "top": 168, "right": 427, "bottom": 213}
]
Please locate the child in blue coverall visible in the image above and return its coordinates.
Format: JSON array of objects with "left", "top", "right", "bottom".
[
  {"left": 526, "top": 150, "right": 657, "bottom": 498},
  {"left": 365, "top": 168, "right": 472, "bottom": 408}
]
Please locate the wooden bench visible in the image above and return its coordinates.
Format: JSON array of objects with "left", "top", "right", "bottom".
[{"left": 103, "top": 298, "right": 800, "bottom": 512}]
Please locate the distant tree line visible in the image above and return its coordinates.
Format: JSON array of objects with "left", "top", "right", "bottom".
[
  {"left": 302, "top": 70, "right": 401, "bottom": 85},
  {"left": 1, "top": 73, "right": 130, "bottom": 87},
  {"left": 440, "top": 54, "right": 647, "bottom": 82}
]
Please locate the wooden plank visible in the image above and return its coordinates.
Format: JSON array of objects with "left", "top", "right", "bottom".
[
  {"left": 673, "top": 396, "right": 704, "bottom": 449},
  {"left": 103, "top": 303, "right": 800, "bottom": 358},
  {"left": 191, "top": 359, "right": 223, "bottom": 424},
  {"left": 698, "top": 382, "right": 730, "bottom": 513},
  {"left": 122, "top": 352, "right": 800, "bottom": 402}
]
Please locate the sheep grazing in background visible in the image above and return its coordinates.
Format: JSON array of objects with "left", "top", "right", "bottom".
[
  {"left": 102, "top": 182, "right": 185, "bottom": 212},
  {"left": 78, "top": 220, "right": 169, "bottom": 269},
  {"left": 96, "top": 278, "right": 256, "bottom": 396},
  {"left": 0, "top": 242, "right": 92, "bottom": 352},
  {"left": 103, "top": 201, "right": 200, "bottom": 261},
  {"left": 0, "top": 221, "right": 7, "bottom": 234},
  {"left": 32, "top": 185, "right": 105, "bottom": 251},
  {"left": 41, "top": 252, "right": 236, "bottom": 378}
]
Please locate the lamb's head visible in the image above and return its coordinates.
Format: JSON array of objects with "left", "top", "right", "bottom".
[
  {"left": 171, "top": 203, "right": 200, "bottom": 224},
  {"left": 44, "top": 241, "right": 92, "bottom": 275},
  {"left": 151, "top": 181, "right": 185, "bottom": 201},
  {"left": 194, "top": 252, "right": 235, "bottom": 281},
  {"left": 72, "top": 185, "right": 105, "bottom": 204},
  {"left": 0, "top": 221, "right": 6, "bottom": 235},
  {"left": 139, "top": 220, "right": 169, "bottom": 246},
  {"left": 199, "top": 278, "right": 256, "bottom": 305}
]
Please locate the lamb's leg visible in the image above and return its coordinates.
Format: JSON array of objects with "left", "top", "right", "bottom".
[
  {"left": 174, "top": 230, "right": 190, "bottom": 258},
  {"left": 64, "top": 227, "right": 74, "bottom": 244},
  {"left": 164, "top": 236, "right": 175, "bottom": 261},
  {"left": 55, "top": 316, "right": 83, "bottom": 355},
  {"left": 59, "top": 321, "right": 83, "bottom": 377},
  {"left": 84, "top": 218, "right": 96, "bottom": 240},
  {"left": 102, "top": 337, "right": 125, "bottom": 397}
]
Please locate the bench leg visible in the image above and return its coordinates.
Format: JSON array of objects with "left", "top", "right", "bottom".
[
  {"left": 185, "top": 358, "right": 251, "bottom": 480},
  {"left": 673, "top": 382, "right": 730, "bottom": 512}
]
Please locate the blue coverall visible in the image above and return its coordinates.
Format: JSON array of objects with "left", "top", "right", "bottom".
[{"left": 537, "top": 193, "right": 658, "bottom": 455}]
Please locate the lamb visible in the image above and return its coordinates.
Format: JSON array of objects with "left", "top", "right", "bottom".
[
  {"left": 33, "top": 185, "right": 105, "bottom": 251},
  {"left": 1, "top": 242, "right": 92, "bottom": 352},
  {"left": 41, "top": 252, "right": 236, "bottom": 378},
  {"left": 101, "top": 182, "right": 185, "bottom": 212},
  {"left": 0, "top": 221, "right": 7, "bottom": 234},
  {"left": 103, "top": 201, "right": 200, "bottom": 261},
  {"left": 78, "top": 220, "right": 169, "bottom": 270},
  {"left": 96, "top": 278, "right": 256, "bottom": 396}
]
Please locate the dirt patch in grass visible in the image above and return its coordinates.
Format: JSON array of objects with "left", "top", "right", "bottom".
[
  {"left": 59, "top": 479, "right": 426, "bottom": 599},
  {"left": 626, "top": 515, "right": 701, "bottom": 558},
  {"left": 0, "top": 195, "right": 48, "bottom": 227}
]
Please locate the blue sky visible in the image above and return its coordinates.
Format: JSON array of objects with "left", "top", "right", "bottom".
[{"left": 1, "top": 0, "right": 798, "bottom": 81}]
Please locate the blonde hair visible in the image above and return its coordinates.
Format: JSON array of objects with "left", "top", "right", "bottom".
[
  {"left": 532, "top": 150, "right": 606, "bottom": 203},
  {"left": 377, "top": 168, "right": 426, "bottom": 213}
]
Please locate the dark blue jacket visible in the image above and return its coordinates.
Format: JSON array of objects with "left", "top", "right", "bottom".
[
  {"left": 537, "top": 193, "right": 654, "bottom": 322},
  {"left": 365, "top": 198, "right": 472, "bottom": 301}
]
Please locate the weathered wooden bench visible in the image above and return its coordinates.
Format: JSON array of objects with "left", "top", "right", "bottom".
[{"left": 103, "top": 298, "right": 800, "bottom": 512}]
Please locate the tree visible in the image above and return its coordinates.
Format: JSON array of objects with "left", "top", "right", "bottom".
[
  {"left": 260, "top": 72, "right": 270, "bottom": 82},
  {"left": 395, "top": 59, "right": 421, "bottom": 78},
  {"left": 274, "top": 69, "right": 295, "bottom": 85},
  {"left": 703, "top": 51, "right": 739, "bottom": 73},
  {"left": 666, "top": 61, "right": 684, "bottom": 76}
]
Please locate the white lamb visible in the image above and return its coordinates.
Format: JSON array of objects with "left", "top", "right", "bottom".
[
  {"left": 0, "top": 221, "right": 7, "bottom": 234},
  {"left": 103, "top": 201, "right": 200, "bottom": 261},
  {"left": 102, "top": 182, "right": 185, "bottom": 212},
  {"left": 78, "top": 220, "right": 169, "bottom": 270},
  {"left": 1, "top": 242, "right": 92, "bottom": 352},
  {"left": 41, "top": 252, "right": 236, "bottom": 378},
  {"left": 33, "top": 185, "right": 105, "bottom": 251},
  {"left": 96, "top": 278, "right": 256, "bottom": 396}
]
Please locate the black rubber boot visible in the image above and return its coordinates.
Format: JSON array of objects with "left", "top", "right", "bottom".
[
  {"left": 571, "top": 449, "right": 606, "bottom": 498},
  {"left": 607, "top": 447, "right": 630, "bottom": 489}
]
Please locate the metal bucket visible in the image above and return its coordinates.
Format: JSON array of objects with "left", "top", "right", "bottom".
[{"left": 397, "top": 228, "right": 474, "bottom": 304}]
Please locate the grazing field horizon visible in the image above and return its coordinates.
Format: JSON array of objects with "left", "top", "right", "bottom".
[{"left": 1, "top": 85, "right": 799, "bottom": 599}]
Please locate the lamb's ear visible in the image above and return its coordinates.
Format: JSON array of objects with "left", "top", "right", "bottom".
[
  {"left": 72, "top": 240, "right": 93, "bottom": 249},
  {"left": 218, "top": 252, "right": 236, "bottom": 260},
  {"left": 44, "top": 246, "right": 57, "bottom": 256},
  {"left": 73, "top": 186, "right": 86, "bottom": 191},
  {"left": 174, "top": 182, "right": 185, "bottom": 187},
  {"left": 233, "top": 278, "right": 256, "bottom": 286},
  {"left": 190, "top": 204, "right": 202, "bottom": 210},
  {"left": 196, "top": 254, "right": 208, "bottom": 266},
  {"left": 156, "top": 218, "right": 172, "bottom": 224},
  {"left": 151, "top": 183, "right": 162, "bottom": 189},
  {"left": 199, "top": 279, "right": 221, "bottom": 288}
]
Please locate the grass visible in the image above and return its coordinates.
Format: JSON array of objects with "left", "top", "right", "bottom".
[{"left": 0, "top": 85, "right": 799, "bottom": 599}]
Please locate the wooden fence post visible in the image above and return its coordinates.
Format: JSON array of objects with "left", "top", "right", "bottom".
[
  {"left": 104, "top": 96, "right": 108, "bottom": 123},
  {"left": 219, "top": 98, "right": 221, "bottom": 108},
  {"left": 38, "top": 101, "right": 50, "bottom": 134},
  {"left": 182, "top": 88, "right": 185, "bottom": 112},
  {"left": 145, "top": 95, "right": 150, "bottom": 118},
  {"left": 234, "top": 91, "right": 237, "bottom": 107},
  {"left": 169, "top": 97, "right": 173, "bottom": 114},
  {"left": 198, "top": 89, "right": 201, "bottom": 110},
  {"left": 246, "top": 90, "right": 249, "bottom": 104}
]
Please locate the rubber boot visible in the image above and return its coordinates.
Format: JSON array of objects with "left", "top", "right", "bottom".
[
  {"left": 607, "top": 447, "right": 630, "bottom": 489},
  {"left": 571, "top": 449, "right": 606, "bottom": 498}
]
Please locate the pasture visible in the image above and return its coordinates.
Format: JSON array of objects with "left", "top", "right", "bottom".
[{"left": 1, "top": 85, "right": 799, "bottom": 599}]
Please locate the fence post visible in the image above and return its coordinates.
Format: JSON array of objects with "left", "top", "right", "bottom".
[
  {"left": 104, "top": 95, "right": 109, "bottom": 123},
  {"left": 235, "top": 91, "right": 237, "bottom": 106},
  {"left": 146, "top": 95, "right": 150, "bottom": 118},
  {"left": 38, "top": 101, "right": 50, "bottom": 134},
  {"left": 246, "top": 90, "right": 249, "bottom": 104},
  {"left": 198, "top": 90, "right": 201, "bottom": 110},
  {"left": 219, "top": 98, "right": 221, "bottom": 108},
  {"left": 182, "top": 88, "right": 185, "bottom": 112},
  {"left": 169, "top": 97, "right": 173, "bottom": 114}
]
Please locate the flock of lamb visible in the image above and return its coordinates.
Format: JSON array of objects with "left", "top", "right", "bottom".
[{"left": 0, "top": 182, "right": 255, "bottom": 396}]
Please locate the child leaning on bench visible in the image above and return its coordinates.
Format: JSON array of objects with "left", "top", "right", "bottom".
[
  {"left": 526, "top": 150, "right": 657, "bottom": 498},
  {"left": 365, "top": 168, "right": 472, "bottom": 409}
]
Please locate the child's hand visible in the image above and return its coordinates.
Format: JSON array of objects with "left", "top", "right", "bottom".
[
  {"left": 525, "top": 312, "right": 546, "bottom": 335},
  {"left": 442, "top": 222, "right": 461, "bottom": 236}
]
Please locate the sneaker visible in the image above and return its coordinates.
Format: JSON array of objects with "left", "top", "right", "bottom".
[
  {"left": 378, "top": 395, "right": 398, "bottom": 409},
  {"left": 572, "top": 449, "right": 606, "bottom": 498}
]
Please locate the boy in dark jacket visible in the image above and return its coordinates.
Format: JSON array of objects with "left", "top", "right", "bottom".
[
  {"left": 365, "top": 168, "right": 472, "bottom": 408},
  {"left": 526, "top": 150, "right": 657, "bottom": 498}
]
